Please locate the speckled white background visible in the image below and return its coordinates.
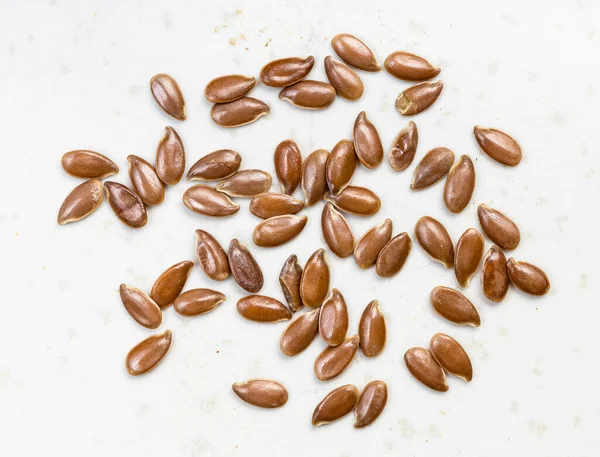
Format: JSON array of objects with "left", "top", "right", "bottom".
[{"left": 1, "top": 0, "right": 599, "bottom": 455}]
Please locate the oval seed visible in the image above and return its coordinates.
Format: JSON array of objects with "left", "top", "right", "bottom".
[
  {"left": 359, "top": 300, "right": 386, "bottom": 358},
  {"left": 104, "top": 181, "right": 147, "bottom": 228},
  {"left": 324, "top": 186, "right": 381, "bottom": 216},
  {"left": 57, "top": 179, "right": 104, "bottom": 225},
  {"left": 150, "top": 74, "right": 186, "bottom": 121},
  {"left": 326, "top": 139, "right": 357, "bottom": 195},
  {"left": 414, "top": 216, "right": 454, "bottom": 268},
  {"left": 174, "top": 288, "right": 226, "bottom": 316},
  {"left": 384, "top": 51, "right": 440, "bottom": 81},
  {"left": 195, "top": 229, "right": 230, "bottom": 281},
  {"left": 314, "top": 334, "right": 360, "bottom": 381},
  {"left": 411, "top": 147, "right": 455, "bottom": 190},
  {"left": 376, "top": 232, "right": 412, "bottom": 278},
  {"left": 274, "top": 139, "right": 302, "bottom": 195},
  {"left": 354, "top": 380, "right": 388, "bottom": 428},
  {"left": 187, "top": 149, "right": 241, "bottom": 181},
  {"left": 249, "top": 193, "right": 304, "bottom": 219},
  {"left": 280, "top": 308, "right": 320, "bottom": 356},
  {"left": 279, "top": 254, "right": 303, "bottom": 313},
  {"left": 331, "top": 33, "right": 380, "bottom": 71},
  {"left": 324, "top": 56, "right": 364, "bottom": 100},
  {"left": 259, "top": 56, "right": 315, "bottom": 87},
  {"left": 150, "top": 260, "right": 194, "bottom": 308},
  {"left": 478, "top": 204, "right": 521, "bottom": 250},
  {"left": 232, "top": 379, "right": 288, "bottom": 408},
  {"left": 388, "top": 121, "right": 418, "bottom": 172},
  {"left": 279, "top": 80, "right": 336, "bottom": 110},
  {"left": 156, "top": 126, "right": 185, "bottom": 185},
  {"left": 354, "top": 219, "right": 393, "bottom": 269},
  {"left": 237, "top": 295, "right": 292, "bottom": 322},
  {"left": 216, "top": 169, "right": 272, "bottom": 197},
  {"left": 312, "top": 385, "right": 360, "bottom": 426},
  {"left": 126, "top": 329, "right": 172, "bottom": 376},
  {"left": 321, "top": 203, "right": 355, "bottom": 258},
  {"left": 319, "top": 289, "right": 349, "bottom": 347},
  {"left": 443, "top": 155, "right": 475, "bottom": 213},
  {"left": 119, "top": 284, "right": 162, "bottom": 329},
  {"left": 300, "top": 248, "right": 330, "bottom": 308},
  {"left": 252, "top": 214, "right": 308, "bottom": 247},
  {"left": 182, "top": 184, "right": 240, "bottom": 217},
  {"left": 228, "top": 239, "right": 263, "bottom": 293},
  {"left": 507, "top": 258, "right": 550, "bottom": 296},
  {"left": 454, "top": 228, "right": 485, "bottom": 287},
  {"left": 127, "top": 155, "right": 165, "bottom": 206},
  {"left": 396, "top": 81, "right": 443, "bottom": 116},
  {"left": 302, "top": 149, "right": 329, "bottom": 206},
  {"left": 430, "top": 286, "right": 481, "bottom": 327},
  {"left": 481, "top": 245, "right": 509, "bottom": 302},
  {"left": 404, "top": 347, "right": 448, "bottom": 392},
  {"left": 473, "top": 126, "right": 522, "bottom": 166},
  {"left": 61, "top": 150, "right": 119, "bottom": 179},
  {"left": 210, "top": 97, "right": 270, "bottom": 128},
  {"left": 353, "top": 111, "right": 384, "bottom": 169},
  {"left": 430, "top": 333, "right": 473, "bottom": 382},
  {"left": 204, "top": 74, "right": 256, "bottom": 103}
]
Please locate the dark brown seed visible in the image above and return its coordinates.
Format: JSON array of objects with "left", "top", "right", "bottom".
[
  {"left": 279, "top": 80, "right": 336, "bottom": 109},
  {"left": 430, "top": 333, "right": 473, "bottom": 382},
  {"left": 319, "top": 289, "right": 349, "bottom": 347},
  {"left": 302, "top": 149, "right": 329, "bottom": 206},
  {"left": 173, "top": 288, "right": 226, "bottom": 316},
  {"left": 507, "top": 259, "right": 550, "bottom": 296},
  {"left": 280, "top": 308, "right": 319, "bottom": 356},
  {"left": 324, "top": 56, "right": 364, "bottom": 100},
  {"left": 314, "top": 335, "right": 360, "bottom": 381},
  {"left": 232, "top": 379, "right": 288, "bottom": 408},
  {"left": 182, "top": 185, "right": 240, "bottom": 217},
  {"left": 404, "top": 347, "right": 448, "bottom": 392},
  {"left": 119, "top": 284, "right": 162, "bottom": 329},
  {"left": 274, "top": 140, "right": 302, "bottom": 195},
  {"left": 414, "top": 216, "right": 454, "bottom": 268},
  {"left": 204, "top": 74, "right": 256, "bottom": 103},
  {"left": 300, "top": 249, "right": 330, "bottom": 308},
  {"left": 324, "top": 186, "right": 381, "bottom": 216},
  {"left": 359, "top": 300, "right": 386, "bottom": 357},
  {"left": 104, "top": 181, "right": 147, "bottom": 228},
  {"left": 384, "top": 51, "right": 440, "bottom": 81},
  {"left": 187, "top": 149, "right": 242, "bottom": 181},
  {"left": 353, "top": 111, "right": 384, "bottom": 169},
  {"left": 473, "top": 126, "right": 522, "bottom": 166},
  {"left": 61, "top": 150, "right": 119, "bottom": 179},
  {"left": 156, "top": 126, "right": 185, "bottom": 185},
  {"left": 195, "top": 229, "right": 230, "bottom": 281},
  {"left": 312, "top": 385, "right": 360, "bottom": 426},
  {"left": 481, "top": 245, "right": 509, "bottom": 302},
  {"left": 443, "top": 155, "right": 475, "bottom": 213},
  {"left": 127, "top": 155, "right": 165, "bottom": 206},
  {"left": 210, "top": 97, "right": 270, "bottom": 128},
  {"left": 396, "top": 81, "right": 443, "bottom": 116},
  {"left": 376, "top": 233, "right": 412, "bottom": 277},
  {"left": 237, "top": 295, "right": 292, "bottom": 322},
  {"left": 228, "top": 239, "right": 264, "bottom": 293},
  {"left": 249, "top": 193, "right": 304, "bottom": 219},
  {"left": 126, "top": 329, "right": 172, "bottom": 376},
  {"left": 454, "top": 228, "right": 485, "bottom": 287},
  {"left": 411, "top": 147, "right": 455, "bottom": 190},
  {"left": 331, "top": 34, "right": 380, "bottom": 71},
  {"left": 326, "top": 139, "right": 357, "bottom": 195},
  {"left": 252, "top": 214, "right": 308, "bottom": 247},
  {"left": 354, "top": 219, "right": 393, "bottom": 269},
  {"left": 321, "top": 203, "right": 355, "bottom": 258},
  {"left": 478, "top": 204, "right": 521, "bottom": 250},
  {"left": 388, "top": 121, "right": 418, "bottom": 172},
  {"left": 430, "top": 286, "right": 481, "bottom": 327},
  {"left": 57, "top": 179, "right": 104, "bottom": 225},
  {"left": 279, "top": 255, "right": 303, "bottom": 313},
  {"left": 150, "top": 74, "right": 186, "bottom": 121},
  {"left": 259, "top": 56, "right": 315, "bottom": 87},
  {"left": 150, "top": 260, "right": 194, "bottom": 308},
  {"left": 354, "top": 381, "right": 388, "bottom": 428},
  {"left": 216, "top": 170, "right": 272, "bottom": 197}
]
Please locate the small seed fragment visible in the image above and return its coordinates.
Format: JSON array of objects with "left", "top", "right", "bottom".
[
  {"left": 376, "top": 232, "right": 412, "bottom": 277},
  {"left": 249, "top": 193, "right": 304, "bottom": 219},
  {"left": 127, "top": 155, "right": 165, "bottom": 206},
  {"left": 331, "top": 33, "right": 380, "bottom": 71},
  {"left": 396, "top": 81, "right": 443, "bottom": 116},
  {"left": 182, "top": 185, "right": 240, "bottom": 217},
  {"left": 388, "top": 121, "right": 418, "bottom": 172},
  {"left": 274, "top": 140, "right": 302, "bottom": 195},
  {"left": 228, "top": 239, "right": 264, "bottom": 293},
  {"left": 314, "top": 334, "right": 360, "bottom": 381},
  {"left": 326, "top": 139, "right": 357, "bottom": 195},
  {"left": 237, "top": 295, "right": 292, "bottom": 322},
  {"left": 156, "top": 126, "right": 185, "bottom": 185},
  {"left": 302, "top": 149, "right": 329, "bottom": 206},
  {"left": 150, "top": 260, "right": 194, "bottom": 308},
  {"left": 506, "top": 258, "right": 550, "bottom": 296},
  {"left": 384, "top": 51, "right": 440, "bottom": 81},
  {"left": 353, "top": 111, "right": 384, "bottom": 169},
  {"left": 443, "top": 155, "right": 475, "bottom": 213},
  {"left": 319, "top": 289, "right": 349, "bottom": 347},
  {"left": 300, "top": 248, "right": 330, "bottom": 309},
  {"left": 454, "top": 228, "right": 485, "bottom": 287},
  {"left": 259, "top": 56, "right": 315, "bottom": 87},
  {"left": 232, "top": 379, "right": 288, "bottom": 408},
  {"left": 280, "top": 308, "right": 320, "bottom": 356},
  {"left": 481, "top": 245, "right": 509, "bottom": 302},
  {"left": 414, "top": 216, "right": 454, "bottom": 268},
  {"left": 279, "top": 80, "right": 336, "bottom": 110},
  {"left": 321, "top": 203, "right": 355, "bottom": 258},
  {"left": 195, "top": 229, "right": 230, "bottom": 281},
  {"left": 126, "top": 329, "right": 172, "bottom": 376},
  {"left": 119, "top": 284, "right": 162, "bottom": 329},
  {"left": 324, "top": 56, "right": 364, "bottom": 100},
  {"left": 61, "top": 150, "right": 119, "bottom": 179},
  {"left": 104, "top": 181, "right": 147, "bottom": 228},
  {"left": 210, "top": 97, "right": 270, "bottom": 127},
  {"left": 174, "top": 288, "right": 225, "bottom": 316},
  {"left": 312, "top": 384, "right": 360, "bottom": 426},
  {"left": 404, "top": 347, "right": 448, "bottom": 392},
  {"left": 473, "top": 126, "right": 522, "bottom": 166},
  {"left": 411, "top": 147, "right": 455, "bottom": 190},
  {"left": 430, "top": 333, "right": 473, "bottom": 382},
  {"left": 57, "top": 179, "right": 104, "bottom": 225},
  {"left": 204, "top": 74, "right": 256, "bottom": 103},
  {"left": 216, "top": 170, "right": 272, "bottom": 197},
  {"left": 359, "top": 300, "right": 386, "bottom": 358},
  {"left": 150, "top": 74, "right": 186, "bottom": 121},
  {"left": 430, "top": 286, "right": 481, "bottom": 327},
  {"left": 187, "top": 149, "right": 242, "bottom": 181},
  {"left": 279, "top": 254, "right": 303, "bottom": 313},
  {"left": 354, "top": 380, "right": 388, "bottom": 428},
  {"left": 252, "top": 214, "right": 308, "bottom": 247},
  {"left": 477, "top": 204, "right": 520, "bottom": 250},
  {"left": 354, "top": 219, "right": 393, "bottom": 269},
  {"left": 324, "top": 186, "right": 381, "bottom": 216}
]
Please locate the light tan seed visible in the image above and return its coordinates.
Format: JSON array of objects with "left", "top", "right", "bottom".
[
  {"left": 384, "top": 51, "right": 440, "bottom": 81},
  {"left": 324, "top": 56, "right": 364, "bottom": 100},
  {"left": 57, "top": 179, "right": 104, "bottom": 225},
  {"left": 331, "top": 33, "right": 380, "bottom": 71},
  {"left": 376, "top": 232, "right": 412, "bottom": 277},
  {"left": 279, "top": 80, "right": 336, "bottom": 109},
  {"left": 150, "top": 260, "right": 194, "bottom": 308},
  {"left": 312, "top": 384, "right": 360, "bottom": 426},
  {"left": 127, "top": 155, "right": 165, "bottom": 206},
  {"left": 173, "top": 288, "right": 226, "bottom": 316},
  {"left": 324, "top": 186, "right": 381, "bottom": 216},
  {"left": 430, "top": 286, "right": 481, "bottom": 327},
  {"left": 279, "top": 254, "right": 303, "bottom": 313},
  {"left": 481, "top": 245, "right": 509, "bottom": 302},
  {"left": 389, "top": 121, "right": 418, "bottom": 172},
  {"left": 430, "top": 333, "right": 473, "bottom": 382},
  {"left": 259, "top": 56, "right": 315, "bottom": 87},
  {"left": 232, "top": 379, "right": 288, "bottom": 408},
  {"left": 314, "top": 334, "right": 360, "bottom": 381},
  {"left": 274, "top": 140, "right": 302, "bottom": 195},
  {"left": 61, "top": 150, "right": 119, "bottom": 179},
  {"left": 300, "top": 248, "right": 330, "bottom": 309},
  {"left": 182, "top": 184, "right": 240, "bottom": 217},
  {"left": 210, "top": 97, "right": 270, "bottom": 128},
  {"left": 326, "top": 139, "right": 357, "bottom": 195},
  {"left": 507, "top": 258, "right": 550, "bottom": 296},
  {"left": 319, "top": 289, "right": 349, "bottom": 347},
  {"left": 104, "top": 181, "right": 147, "bottom": 228},
  {"left": 396, "top": 81, "right": 443, "bottom": 116},
  {"left": 354, "top": 219, "right": 393, "bottom": 269},
  {"left": 411, "top": 147, "right": 455, "bottom": 190},
  {"left": 478, "top": 204, "right": 521, "bottom": 250},
  {"left": 302, "top": 149, "right": 329, "bottom": 206},
  {"left": 156, "top": 126, "right": 185, "bottom": 185},
  {"left": 187, "top": 149, "right": 242, "bottom": 181},
  {"left": 249, "top": 193, "right": 304, "bottom": 219},
  {"left": 252, "top": 214, "right": 308, "bottom": 247},
  {"left": 443, "top": 155, "right": 475, "bottom": 213},
  {"left": 404, "top": 347, "right": 448, "bottom": 392},
  {"left": 473, "top": 126, "right": 522, "bottom": 166},
  {"left": 415, "top": 216, "right": 454, "bottom": 268},
  {"left": 126, "top": 329, "right": 172, "bottom": 376},
  {"left": 359, "top": 300, "right": 386, "bottom": 357},
  {"left": 119, "top": 284, "right": 162, "bottom": 329},
  {"left": 237, "top": 295, "right": 292, "bottom": 322},
  {"left": 228, "top": 239, "right": 263, "bottom": 293},
  {"left": 454, "top": 228, "right": 485, "bottom": 287},
  {"left": 354, "top": 380, "right": 388, "bottom": 428},
  {"left": 321, "top": 203, "right": 355, "bottom": 258},
  {"left": 204, "top": 74, "right": 256, "bottom": 103},
  {"left": 150, "top": 74, "right": 186, "bottom": 121},
  {"left": 216, "top": 169, "right": 272, "bottom": 197},
  {"left": 353, "top": 111, "right": 384, "bottom": 169},
  {"left": 195, "top": 229, "right": 230, "bottom": 281},
  {"left": 280, "top": 308, "right": 319, "bottom": 356}
]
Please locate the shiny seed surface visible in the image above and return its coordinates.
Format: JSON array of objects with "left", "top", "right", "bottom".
[
  {"left": 61, "top": 150, "right": 119, "bottom": 179},
  {"left": 454, "top": 228, "right": 485, "bottom": 287},
  {"left": 195, "top": 229, "right": 230, "bottom": 281},
  {"left": 388, "top": 121, "right": 419, "bottom": 172},
  {"left": 249, "top": 193, "right": 304, "bottom": 219},
  {"left": 312, "top": 384, "right": 360, "bottom": 426},
  {"left": 359, "top": 300, "right": 386, "bottom": 357},
  {"left": 507, "top": 258, "right": 550, "bottom": 296},
  {"left": 237, "top": 295, "right": 292, "bottom": 322},
  {"left": 210, "top": 97, "right": 269, "bottom": 127},
  {"left": 228, "top": 239, "right": 264, "bottom": 293},
  {"left": 127, "top": 154, "right": 165, "bottom": 206},
  {"left": 232, "top": 379, "right": 288, "bottom": 408},
  {"left": 150, "top": 74, "right": 186, "bottom": 121},
  {"left": 331, "top": 33, "right": 380, "bottom": 71},
  {"left": 321, "top": 202, "right": 355, "bottom": 258},
  {"left": 279, "top": 80, "right": 336, "bottom": 109},
  {"left": 404, "top": 347, "right": 448, "bottom": 392},
  {"left": 252, "top": 214, "right": 308, "bottom": 247},
  {"left": 279, "top": 254, "right": 303, "bottom": 312},
  {"left": 324, "top": 56, "right": 364, "bottom": 100},
  {"left": 324, "top": 186, "right": 381, "bottom": 216},
  {"left": 274, "top": 139, "right": 302, "bottom": 195},
  {"left": 415, "top": 216, "right": 454, "bottom": 268},
  {"left": 353, "top": 111, "right": 384, "bottom": 169},
  {"left": 411, "top": 147, "right": 455, "bottom": 190},
  {"left": 119, "top": 284, "right": 162, "bottom": 329},
  {"left": 443, "top": 155, "right": 475, "bottom": 213},
  {"left": 302, "top": 149, "right": 329, "bottom": 206},
  {"left": 354, "top": 219, "right": 393, "bottom": 269},
  {"left": 376, "top": 232, "right": 412, "bottom": 277},
  {"left": 187, "top": 150, "right": 241, "bottom": 181},
  {"left": 150, "top": 260, "right": 194, "bottom": 308},
  {"left": 474, "top": 126, "right": 522, "bottom": 166},
  {"left": 314, "top": 334, "right": 360, "bottom": 380},
  {"left": 478, "top": 204, "right": 521, "bottom": 250},
  {"left": 259, "top": 56, "right": 315, "bottom": 87},
  {"left": 57, "top": 179, "right": 104, "bottom": 225},
  {"left": 354, "top": 380, "right": 388, "bottom": 428},
  {"left": 326, "top": 139, "right": 357, "bottom": 195},
  {"left": 173, "top": 288, "right": 226, "bottom": 316},
  {"left": 156, "top": 126, "right": 185, "bottom": 185},
  {"left": 481, "top": 245, "right": 509, "bottom": 302},
  {"left": 319, "top": 289, "right": 349, "bottom": 347},
  {"left": 300, "top": 248, "right": 330, "bottom": 308},
  {"left": 104, "top": 181, "right": 147, "bottom": 228},
  {"left": 280, "top": 308, "right": 319, "bottom": 356},
  {"left": 430, "top": 286, "right": 481, "bottom": 327},
  {"left": 216, "top": 169, "right": 272, "bottom": 197},
  {"left": 384, "top": 51, "right": 440, "bottom": 81},
  {"left": 182, "top": 184, "right": 240, "bottom": 217},
  {"left": 396, "top": 81, "right": 443, "bottom": 116},
  {"left": 204, "top": 74, "right": 256, "bottom": 103},
  {"left": 430, "top": 333, "right": 473, "bottom": 382},
  {"left": 126, "top": 329, "right": 172, "bottom": 376}
]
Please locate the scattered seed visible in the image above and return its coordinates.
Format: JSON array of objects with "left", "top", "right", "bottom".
[
  {"left": 388, "top": 121, "right": 418, "bottom": 172},
  {"left": 249, "top": 193, "right": 304, "bottom": 219},
  {"left": 321, "top": 202, "right": 355, "bottom": 258},
  {"left": 259, "top": 56, "right": 315, "bottom": 87},
  {"left": 216, "top": 169, "right": 272, "bottom": 197},
  {"left": 454, "top": 228, "right": 485, "bottom": 287},
  {"left": 252, "top": 214, "right": 308, "bottom": 247},
  {"left": 354, "top": 380, "right": 388, "bottom": 428},
  {"left": 274, "top": 139, "right": 302, "bottom": 195},
  {"left": 204, "top": 74, "right": 256, "bottom": 103},
  {"left": 477, "top": 204, "right": 521, "bottom": 250},
  {"left": 150, "top": 74, "right": 186, "bottom": 121},
  {"left": 280, "top": 308, "right": 320, "bottom": 356},
  {"left": 174, "top": 288, "right": 226, "bottom": 316},
  {"left": 237, "top": 295, "right": 292, "bottom": 322},
  {"left": 127, "top": 155, "right": 165, "bottom": 206},
  {"left": 375, "top": 232, "right": 412, "bottom": 277},
  {"left": 279, "top": 80, "right": 336, "bottom": 109},
  {"left": 126, "top": 329, "right": 172, "bottom": 376},
  {"left": 319, "top": 289, "right": 349, "bottom": 347},
  {"left": 300, "top": 248, "right": 330, "bottom": 308},
  {"left": 359, "top": 300, "right": 386, "bottom": 357},
  {"left": 411, "top": 147, "right": 455, "bottom": 190},
  {"left": 331, "top": 33, "right": 380, "bottom": 71},
  {"left": 312, "top": 384, "right": 360, "bottom": 426},
  {"left": 119, "top": 284, "right": 162, "bottom": 329},
  {"left": 182, "top": 184, "right": 240, "bottom": 217},
  {"left": 302, "top": 149, "right": 329, "bottom": 206},
  {"left": 324, "top": 186, "right": 381, "bottom": 216},
  {"left": 155, "top": 126, "right": 185, "bottom": 185},
  {"left": 279, "top": 254, "right": 303, "bottom": 313},
  {"left": 324, "top": 56, "right": 364, "bottom": 100},
  {"left": 414, "top": 216, "right": 454, "bottom": 268},
  {"left": 430, "top": 333, "right": 473, "bottom": 382},
  {"left": 354, "top": 219, "right": 393, "bottom": 269},
  {"left": 232, "top": 379, "right": 288, "bottom": 408},
  {"left": 210, "top": 97, "right": 270, "bottom": 127},
  {"left": 187, "top": 149, "right": 242, "bottom": 181},
  {"left": 404, "top": 347, "right": 448, "bottom": 392},
  {"left": 443, "top": 155, "right": 475, "bottom": 213},
  {"left": 326, "top": 139, "right": 357, "bottom": 195},
  {"left": 195, "top": 230, "right": 230, "bottom": 281},
  {"left": 430, "top": 286, "right": 481, "bottom": 327},
  {"left": 507, "top": 258, "right": 550, "bottom": 296},
  {"left": 104, "top": 181, "right": 147, "bottom": 228},
  {"left": 57, "top": 179, "right": 104, "bottom": 225},
  {"left": 61, "top": 150, "right": 119, "bottom": 179},
  {"left": 396, "top": 81, "right": 443, "bottom": 116},
  {"left": 353, "top": 111, "right": 384, "bottom": 169},
  {"left": 473, "top": 126, "right": 522, "bottom": 166},
  {"left": 481, "top": 245, "right": 509, "bottom": 302},
  {"left": 384, "top": 51, "right": 440, "bottom": 81},
  {"left": 228, "top": 239, "right": 264, "bottom": 293},
  {"left": 314, "top": 334, "right": 360, "bottom": 380},
  {"left": 150, "top": 260, "right": 194, "bottom": 308}
]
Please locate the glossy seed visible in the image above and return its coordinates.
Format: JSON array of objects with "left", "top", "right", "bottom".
[
  {"left": 359, "top": 300, "right": 386, "bottom": 357},
  {"left": 119, "top": 284, "right": 162, "bottom": 329},
  {"left": 312, "top": 384, "right": 360, "bottom": 426},
  {"left": 481, "top": 245, "right": 509, "bottom": 302},
  {"left": 249, "top": 193, "right": 304, "bottom": 219},
  {"left": 274, "top": 140, "right": 302, "bottom": 195},
  {"left": 216, "top": 170, "right": 272, "bottom": 197},
  {"left": 396, "top": 81, "right": 443, "bottom": 116},
  {"left": 324, "top": 56, "right": 364, "bottom": 100},
  {"left": 232, "top": 379, "right": 288, "bottom": 408},
  {"left": 252, "top": 214, "right": 308, "bottom": 247},
  {"left": 384, "top": 51, "right": 440, "bottom": 81},
  {"left": 187, "top": 149, "right": 242, "bottom": 181},
  {"left": 173, "top": 288, "right": 226, "bottom": 316},
  {"left": 57, "top": 179, "right": 104, "bottom": 225},
  {"left": 204, "top": 74, "right": 256, "bottom": 103},
  {"left": 280, "top": 308, "right": 320, "bottom": 356},
  {"left": 324, "top": 186, "right": 381, "bottom": 216},
  {"left": 430, "top": 333, "right": 473, "bottom": 382},
  {"left": 404, "top": 347, "right": 448, "bottom": 392},
  {"left": 228, "top": 239, "right": 264, "bottom": 293},
  {"left": 279, "top": 254, "right": 303, "bottom": 313},
  {"left": 389, "top": 121, "right": 419, "bottom": 172},
  {"left": 182, "top": 185, "right": 240, "bottom": 217},
  {"left": 150, "top": 260, "right": 194, "bottom": 308},
  {"left": 411, "top": 147, "right": 455, "bottom": 190},
  {"left": 237, "top": 295, "right": 292, "bottom": 322},
  {"left": 507, "top": 258, "right": 550, "bottom": 296},
  {"left": 354, "top": 380, "right": 388, "bottom": 428},
  {"left": 321, "top": 203, "right": 355, "bottom": 258},
  {"left": 259, "top": 56, "right": 315, "bottom": 87},
  {"left": 302, "top": 149, "right": 329, "bottom": 206},
  {"left": 454, "top": 228, "right": 485, "bottom": 287},
  {"left": 104, "top": 181, "right": 147, "bottom": 228},
  {"left": 279, "top": 80, "right": 336, "bottom": 110},
  {"left": 210, "top": 97, "right": 270, "bottom": 128},
  {"left": 331, "top": 33, "right": 380, "bottom": 71},
  {"left": 473, "top": 126, "right": 522, "bottom": 166},
  {"left": 414, "top": 216, "right": 454, "bottom": 268},
  {"left": 127, "top": 155, "right": 165, "bottom": 206},
  {"left": 156, "top": 126, "right": 185, "bottom": 185},
  {"left": 353, "top": 111, "right": 384, "bottom": 169},
  {"left": 300, "top": 248, "right": 330, "bottom": 309},
  {"left": 126, "top": 329, "right": 172, "bottom": 376},
  {"left": 314, "top": 334, "right": 360, "bottom": 380},
  {"left": 150, "top": 74, "right": 186, "bottom": 121},
  {"left": 61, "top": 150, "right": 119, "bottom": 179},
  {"left": 326, "top": 139, "right": 357, "bottom": 195},
  {"left": 195, "top": 230, "right": 230, "bottom": 281},
  {"left": 319, "top": 289, "right": 349, "bottom": 347},
  {"left": 376, "top": 232, "right": 412, "bottom": 277},
  {"left": 443, "top": 155, "right": 475, "bottom": 213},
  {"left": 477, "top": 204, "right": 520, "bottom": 250},
  {"left": 354, "top": 219, "right": 393, "bottom": 269},
  {"left": 430, "top": 286, "right": 481, "bottom": 327}
]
